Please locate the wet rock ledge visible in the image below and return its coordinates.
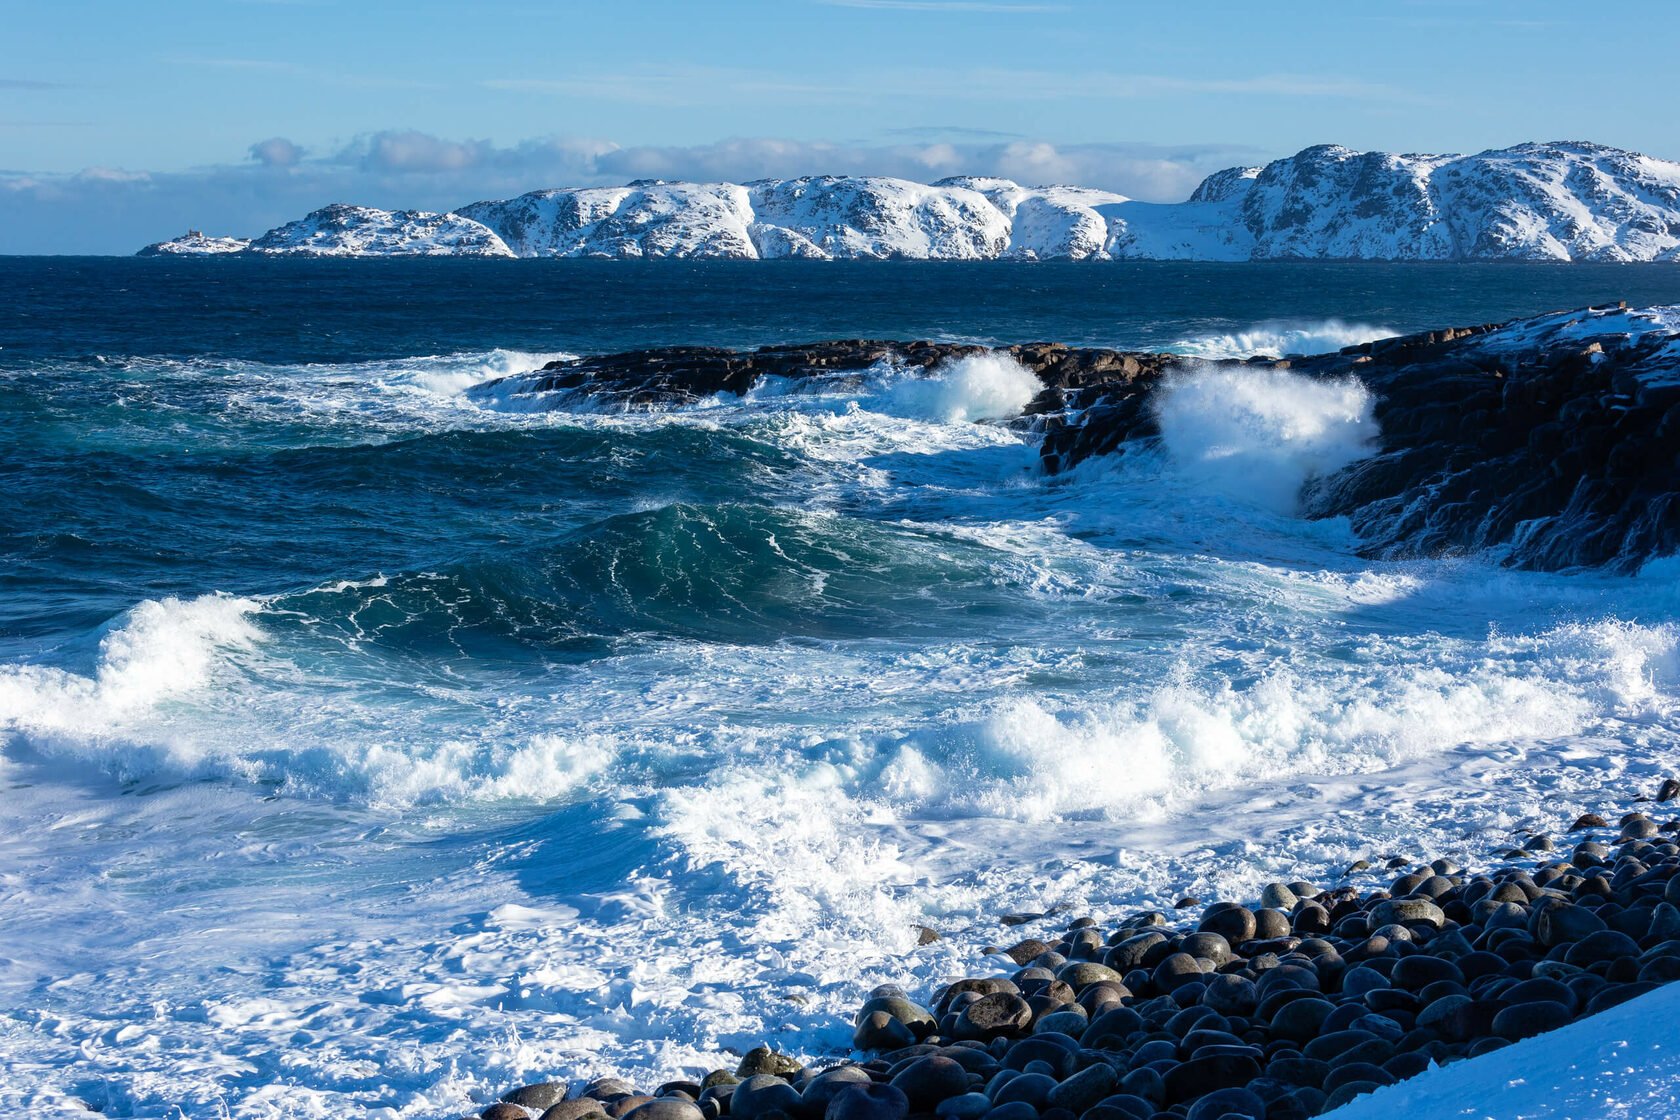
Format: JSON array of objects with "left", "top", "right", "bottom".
[
  {"left": 478, "top": 304, "right": 1680, "bottom": 572},
  {"left": 478, "top": 783, "right": 1680, "bottom": 1120},
  {"left": 487, "top": 340, "right": 1174, "bottom": 410}
]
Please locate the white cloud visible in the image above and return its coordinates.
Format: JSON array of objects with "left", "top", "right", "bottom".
[
  {"left": 250, "top": 137, "right": 303, "bottom": 167},
  {"left": 0, "top": 129, "right": 1266, "bottom": 254}
]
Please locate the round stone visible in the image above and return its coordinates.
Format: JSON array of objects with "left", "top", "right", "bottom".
[
  {"left": 736, "top": 1048, "right": 803, "bottom": 1080},
  {"left": 1391, "top": 955, "right": 1464, "bottom": 990},
  {"left": 1034, "top": 1009, "right": 1089, "bottom": 1038},
  {"left": 1000, "top": 939, "right": 1053, "bottom": 965},
  {"left": 1342, "top": 967, "right": 1389, "bottom": 996},
  {"left": 539, "top": 1103, "right": 608, "bottom": 1120},
  {"left": 954, "top": 992, "right": 1032, "bottom": 1040},
  {"left": 1270, "top": 997, "right": 1335, "bottom": 1042},
  {"left": 854, "top": 996, "right": 935, "bottom": 1036},
  {"left": 1563, "top": 928, "right": 1641, "bottom": 966},
  {"left": 1056, "top": 961, "right": 1124, "bottom": 990},
  {"left": 853, "top": 1011, "right": 913, "bottom": 1051},
  {"left": 1292, "top": 902, "right": 1331, "bottom": 935},
  {"left": 991, "top": 1072, "right": 1059, "bottom": 1109},
  {"left": 1045, "top": 1063, "right": 1118, "bottom": 1113},
  {"left": 1414, "top": 875, "right": 1456, "bottom": 899},
  {"left": 1532, "top": 900, "right": 1608, "bottom": 947},
  {"left": 932, "top": 1094, "right": 990, "bottom": 1120},
  {"left": 802, "top": 1068, "right": 874, "bottom": 1115},
  {"left": 1186, "top": 1087, "right": 1267, "bottom": 1120},
  {"left": 1255, "top": 963, "right": 1320, "bottom": 997},
  {"left": 623, "top": 1103, "right": 704, "bottom": 1120},
  {"left": 1199, "top": 904, "right": 1258, "bottom": 945},
  {"left": 503, "top": 1086, "right": 570, "bottom": 1111},
  {"left": 888, "top": 1056, "right": 968, "bottom": 1110},
  {"left": 1492, "top": 1000, "right": 1573, "bottom": 1042},
  {"left": 1203, "top": 973, "right": 1259, "bottom": 1016},
  {"left": 825, "top": 1083, "right": 910, "bottom": 1120},
  {"left": 731, "top": 1076, "right": 802, "bottom": 1120},
  {"left": 1151, "top": 951, "right": 1207, "bottom": 992},
  {"left": 1001, "top": 1037, "right": 1077, "bottom": 1078},
  {"left": 1367, "top": 898, "right": 1446, "bottom": 929},
  {"left": 1179, "top": 931, "right": 1235, "bottom": 966},
  {"left": 1104, "top": 932, "right": 1168, "bottom": 973},
  {"left": 1253, "top": 908, "right": 1292, "bottom": 940}
]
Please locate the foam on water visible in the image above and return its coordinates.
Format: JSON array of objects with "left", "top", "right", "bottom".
[
  {"left": 6, "top": 336, "right": 1680, "bottom": 1118},
  {"left": 0, "top": 594, "right": 263, "bottom": 742},
  {"left": 1170, "top": 319, "right": 1397, "bottom": 359},
  {"left": 879, "top": 352, "right": 1043, "bottom": 423},
  {"left": 1155, "top": 362, "right": 1378, "bottom": 512}
]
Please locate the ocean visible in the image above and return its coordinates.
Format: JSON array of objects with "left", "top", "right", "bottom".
[{"left": 5, "top": 259, "right": 1680, "bottom": 1118}]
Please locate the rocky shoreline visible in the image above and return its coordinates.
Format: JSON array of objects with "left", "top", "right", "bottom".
[
  {"left": 476, "top": 302, "right": 1680, "bottom": 573},
  {"left": 474, "top": 785, "right": 1680, "bottom": 1120}
]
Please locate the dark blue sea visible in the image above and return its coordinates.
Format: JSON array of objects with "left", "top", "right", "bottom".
[{"left": 4, "top": 259, "right": 1680, "bottom": 1118}]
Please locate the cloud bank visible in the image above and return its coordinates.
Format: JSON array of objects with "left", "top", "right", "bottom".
[{"left": 0, "top": 130, "right": 1263, "bottom": 254}]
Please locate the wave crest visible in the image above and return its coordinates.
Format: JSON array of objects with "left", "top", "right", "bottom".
[
  {"left": 1171, "top": 320, "right": 1396, "bottom": 360},
  {"left": 1155, "top": 363, "right": 1378, "bottom": 512}
]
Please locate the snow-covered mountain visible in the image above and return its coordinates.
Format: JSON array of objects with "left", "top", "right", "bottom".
[
  {"left": 243, "top": 203, "right": 514, "bottom": 257},
  {"left": 137, "top": 141, "right": 1680, "bottom": 261},
  {"left": 1240, "top": 141, "right": 1680, "bottom": 260},
  {"left": 135, "top": 230, "right": 251, "bottom": 256}
]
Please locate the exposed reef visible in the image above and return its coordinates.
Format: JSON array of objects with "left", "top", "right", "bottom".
[{"left": 476, "top": 303, "right": 1680, "bottom": 572}]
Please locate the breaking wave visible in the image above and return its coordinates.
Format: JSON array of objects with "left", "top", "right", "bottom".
[
  {"left": 1170, "top": 319, "right": 1397, "bottom": 360},
  {"left": 1155, "top": 362, "right": 1378, "bottom": 512}
]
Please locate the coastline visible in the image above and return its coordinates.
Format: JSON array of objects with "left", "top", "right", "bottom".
[
  {"left": 476, "top": 790, "right": 1680, "bottom": 1120},
  {"left": 7, "top": 274, "right": 1680, "bottom": 1117}
]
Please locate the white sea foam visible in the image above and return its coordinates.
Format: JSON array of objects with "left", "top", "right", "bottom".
[
  {"left": 8, "top": 343, "right": 1680, "bottom": 1118},
  {"left": 1170, "top": 319, "right": 1396, "bottom": 360},
  {"left": 0, "top": 594, "right": 262, "bottom": 739},
  {"left": 383, "top": 349, "right": 577, "bottom": 397},
  {"left": 1155, "top": 362, "right": 1378, "bottom": 511},
  {"left": 879, "top": 353, "right": 1042, "bottom": 424}
]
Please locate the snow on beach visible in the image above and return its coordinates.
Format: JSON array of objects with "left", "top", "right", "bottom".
[{"left": 1323, "top": 981, "right": 1680, "bottom": 1119}]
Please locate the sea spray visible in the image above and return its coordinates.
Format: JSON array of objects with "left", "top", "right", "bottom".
[
  {"left": 1170, "top": 319, "right": 1397, "bottom": 360},
  {"left": 881, "top": 353, "right": 1043, "bottom": 424},
  {"left": 10, "top": 272, "right": 1680, "bottom": 1115},
  {"left": 0, "top": 594, "right": 263, "bottom": 736},
  {"left": 1155, "top": 362, "right": 1378, "bottom": 512}
]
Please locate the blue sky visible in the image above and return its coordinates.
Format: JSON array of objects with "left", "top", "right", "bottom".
[{"left": 5, "top": 0, "right": 1679, "bottom": 252}]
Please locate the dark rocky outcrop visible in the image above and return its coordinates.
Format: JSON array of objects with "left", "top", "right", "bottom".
[
  {"left": 479, "top": 303, "right": 1680, "bottom": 572},
  {"left": 1289, "top": 308, "right": 1680, "bottom": 570},
  {"left": 475, "top": 340, "right": 1171, "bottom": 412}
]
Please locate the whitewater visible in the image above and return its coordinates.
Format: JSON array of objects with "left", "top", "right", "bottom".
[{"left": 5, "top": 261, "right": 1680, "bottom": 1118}]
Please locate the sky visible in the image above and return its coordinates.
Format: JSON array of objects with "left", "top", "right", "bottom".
[{"left": 4, "top": 0, "right": 1680, "bottom": 253}]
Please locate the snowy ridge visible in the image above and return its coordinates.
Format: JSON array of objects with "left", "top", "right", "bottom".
[
  {"left": 135, "top": 230, "right": 251, "bottom": 256},
  {"left": 1244, "top": 141, "right": 1680, "bottom": 261},
  {"left": 137, "top": 140, "right": 1680, "bottom": 260},
  {"left": 245, "top": 203, "right": 514, "bottom": 257}
]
